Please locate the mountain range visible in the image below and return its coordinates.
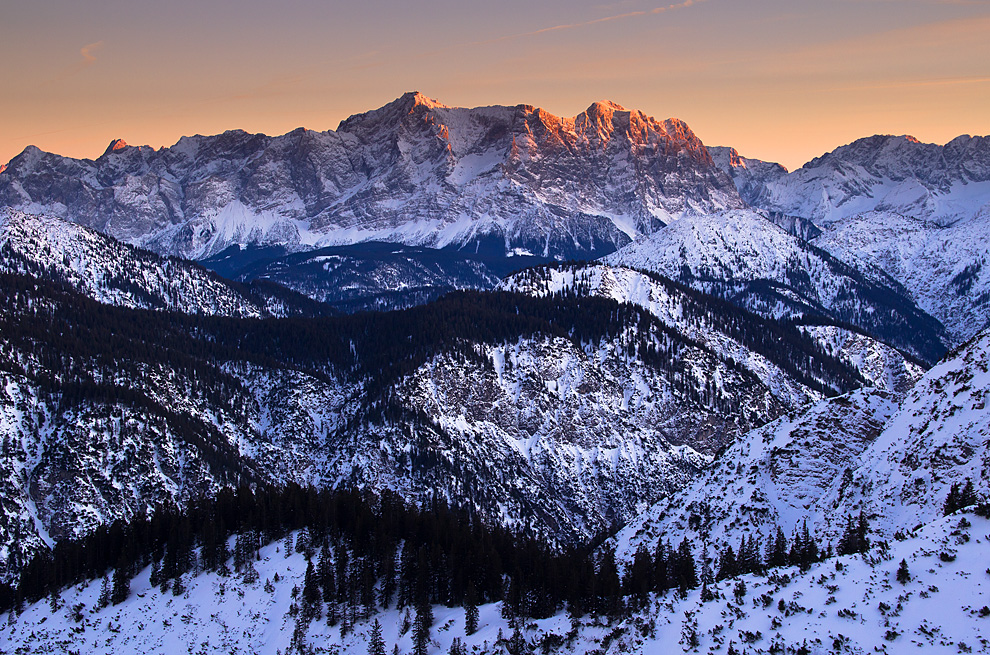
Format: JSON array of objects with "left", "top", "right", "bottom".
[{"left": 0, "top": 93, "right": 988, "bottom": 654}]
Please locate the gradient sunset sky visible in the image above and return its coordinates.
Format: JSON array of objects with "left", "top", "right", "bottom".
[{"left": 3, "top": 0, "right": 988, "bottom": 171}]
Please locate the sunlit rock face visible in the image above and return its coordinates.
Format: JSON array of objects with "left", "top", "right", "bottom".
[{"left": 0, "top": 92, "right": 743, "bottom": 262}]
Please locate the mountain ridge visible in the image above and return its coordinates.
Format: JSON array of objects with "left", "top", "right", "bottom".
[{"left": 0, "top": 93, "right": 743, "bottom": 262}]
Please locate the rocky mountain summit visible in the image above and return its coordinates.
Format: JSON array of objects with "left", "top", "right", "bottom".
[{"left": 0, "top": 93, "right": 743, "bottom": 262}]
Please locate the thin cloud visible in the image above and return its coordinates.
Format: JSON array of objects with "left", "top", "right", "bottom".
[
  {"left": 827, "top": 74, "right": 990, "bottom": 91},
  {"left": 465, "top": 0, "right": 707, "bottom": 47},
  {"left": 80, "top": 41, "right": 103, "bottom": 64},
  {"left": 49, "top": 41, "right": 104, "bottom": 83}
]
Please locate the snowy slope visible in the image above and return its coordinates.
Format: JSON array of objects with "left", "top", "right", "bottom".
[
  {"left": 613, "top": 326, "right": 990, "bottom": 565},
  {"left": 502, "top": 263, "right": 922, "bottom": 401},
  {"left": 707, "top": 136, "right": 990, "bottom": 345},
  {"left": 0, "top": 208, "right": 322, "bottom": 318},
  {"left": 1, "top": 266, "right": 870, "bottom": 573},
  {"left": 599, "top": 211, "right": 947, "bottom": 363},
  {"left": 0, "top": 93, "right": 743, "bottom": 262},
  {"left": 2, "top": 512, "right": 987, "bottom": 654},
  {"left": 799, "top": 324, "right": 924, "bottom": 398},
  {"left": 813, "top": 210, "right": 990, "bottom": 343},
  {"left": 736, "top": 135, "right": 990, "bottom": 227}
]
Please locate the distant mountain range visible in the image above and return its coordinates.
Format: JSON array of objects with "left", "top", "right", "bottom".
[
  {"left": 0, "top": 92, "right": 741, "bottom": 262},
  {"left": 708, "top": 136, "right": 990, "bottom": 343}
]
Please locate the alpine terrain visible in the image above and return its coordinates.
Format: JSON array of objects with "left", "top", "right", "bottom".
[{"left": 0, "top": 94, "right": 987, "bottom": 655}]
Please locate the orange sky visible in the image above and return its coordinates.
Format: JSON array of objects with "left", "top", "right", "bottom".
[{"left": 3, "top": 0, "right": 989, "bottom": 171}]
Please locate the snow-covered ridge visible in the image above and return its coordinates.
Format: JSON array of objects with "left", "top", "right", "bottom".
[
  {"left": 613, "top": 325, "right": 990, "bottom": 566},
  {"left": 708, "top": 136, "right": 990, "bottom": 345},
  {"left": 504, "top": 264, "right": 814, "bottom": 406},
  {"left": 0, "top": 92, "right": 743, "bottom": 261},
  {"left": 0, "top": 207, "right": 317, "bottom": 317},
  {"left": 504, "top": 262, "right": 923, "bottom": 398},
  {"left": 601, "top": 209, "right": 948, "bottom": 363},
  {"left": 812, "top": 210, "right": 990, "bottom": 344},
  {"left": 722, "top": 134, "right": 990, "bottom": 227}
]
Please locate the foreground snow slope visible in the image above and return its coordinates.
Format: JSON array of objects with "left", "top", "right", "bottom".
[{"left": 2, "top": 512, "right": 987, "bottom": 655}]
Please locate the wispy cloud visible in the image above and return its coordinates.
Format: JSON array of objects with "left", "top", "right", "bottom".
[
  {"left": 827, "top": 74, "right": 990, "bottom": 91},
  {"left": 79, "top": 41, "right": 103, "bottom": 65},
  {"left": 49, "top": 41, "right": 105, "bottom": 83},
  {"left": 463, "top": 0, "right": 707, "bottom": 47}
]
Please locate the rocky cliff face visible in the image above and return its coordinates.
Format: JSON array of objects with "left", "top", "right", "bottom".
[
  {"left": 613, "top": 325, "right": 990, "bottom": 565},
  {"left": 0, "top": 93, "right": 743, "bottom": 262}
]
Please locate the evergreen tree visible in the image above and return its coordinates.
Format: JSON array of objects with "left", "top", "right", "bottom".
[
  {"left": 448, "top": 637, "right": 466, "bottom": 655},
  {"left": 111, "top": 559, "right": 130, "bottom": 606},
  {"left": 464, "top": 582, "right": 479, "bottom": 636},
  {"left": 673, "top": 538, "right": 698, "bottom": 593},
  {"left": 509, "top": 618, "right": 525, "bottom": 655},
  {"left": 413, "top": 597, "right": 434, "bottom": 655},
  {"left": 302, "top": 559, "right": 323, "bottom": 620},
  {"left": 625, "top": 545, "right": 653, "bottom": 607},
  {"left": 716, "top": 545, "right": 737, "bottom": 581},
  {"left": 653, "top": 539, "right": 670, "bottom": 594},
  {"left": 945, "top": 478, "right": 979, "bottom": 515},
  {"left": 766, "top": 526, "right": 789, "bottom": 569},
  {"left": 96, "top": 576, "right": 110, "bottom": 609},
  {"left": 837, "top": 512, "right": 870, "bottom": 556},
  {"left": 368, "top": 619, "right": 387, "bottom": 655},
  {"left": 595, "top": 547, "right": 622, "bottom": 617},
  {"left": 896, "top": 559, "right": 910, "bottom": 585},
  {"left": 790, "top": 521, "right": 819, "bottom": 570}
]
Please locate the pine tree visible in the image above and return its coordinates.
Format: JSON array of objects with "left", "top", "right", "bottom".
[
  {"left": 653, "top": 539, "right": 670, "bottom": 594},
  {"left": 766, "top": 526, "right": 788, "bottom": 569},
  {"left": 960, "top": 478, "right": 978, "bottom": 507},
  {"left": 302, "top": 559, "right": 323, "bottom": 620},
  {"left": 368, "top": 618, "right": 386, "bottom": 655},
  {"left": 464, "top": 582, "right": 479, "bottom": 635},
  {"left": 733, "top": 579, "right": 747, "bottom": 603},
  {"left": 717, "top": 545, "right": 737, "bottom": 581},
  {"left": 673, "top": 538, "right": 698, "bottom": 593},
  {"left": 896, "top": 559, "right": 910, "bottom": 585},
  {"left": 413, "top": 597, "right": 433, "bottom": 655},
  {"left": 243, "top": 561, "right": 259, "bottom": 585},
  {"left": 97, "top": 574, "right": 110, "bottom": 609},
  {"left": 625, "top": 545, "right": 653, "bottom": 606},
  {"left": 509, "top": 618, "right": 525, "bottom": 655},
  {"left": 172, "top": 574, "right": 186, "bottom": 597},
  {"left": 837, "top": 512, "right": 870, "bottom": 555},
  {"left": 111, "top": 560, "right": 130, "bottom": 606}
]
